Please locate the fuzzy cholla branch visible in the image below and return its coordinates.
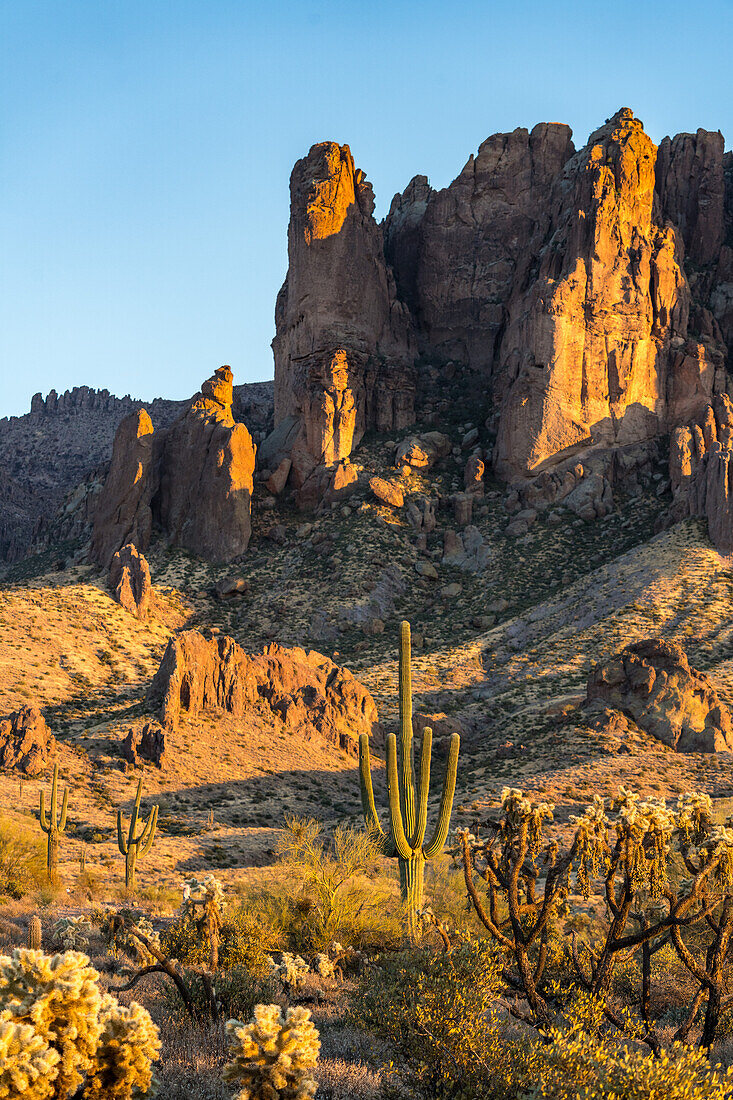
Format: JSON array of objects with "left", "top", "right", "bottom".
[
  {"left": 0, "top": 948, "right": 160, "bottom": 1099},
  {"left": 223, "top": 1004, "right": 320, "bottom": 1100}
]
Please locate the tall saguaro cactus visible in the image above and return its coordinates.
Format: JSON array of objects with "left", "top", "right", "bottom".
[
  {"left": 117, "top": 779, "right": 158, "bottom": 895},
  {"left": 38, "top": 762, "right": 69, "bottom": 884},
  {"left": 359, "top": 620, "right": 460, "bottom": 939}
]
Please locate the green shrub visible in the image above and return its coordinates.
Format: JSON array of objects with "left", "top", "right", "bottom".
[{"left": 0, "top": 817, "right": 46, "bottom": 899}]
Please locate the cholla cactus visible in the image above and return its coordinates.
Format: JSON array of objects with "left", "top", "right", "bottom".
[
  {"left": 52, "top": 916, "right": 93, "bottom": 951},
  {"left": 313, "top": 954, "right": 335, "bottom": 980},
  {"left": 180, "top": 874, "right": 225, "bottom": 970},
  {"left": 0, "top": 1016, "right": 60, "bottom": 1099},
  {"left": 223, "top": 1004, "right": 320, "bottom": 1100},
  {"left": 0, "top": 948, "right": 160, "bottom": 1099},
  {"left": 101, "top": 912, "right": 161, "bottom": 965},
  {"left": 267, "top": 954, "right": 309, "bottom": 991}
]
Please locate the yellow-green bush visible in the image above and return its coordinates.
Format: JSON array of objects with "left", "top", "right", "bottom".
[
  {"left": 223, "top": 1004, "right": 320, "bottom": 1100},
  {"left": 0, "top": 818, "right": 46, "bottom": 899},
  {"left": 0, "top": 948, "right": 160, "bottom": 1099}
]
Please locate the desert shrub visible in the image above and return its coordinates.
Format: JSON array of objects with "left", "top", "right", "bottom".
[
  {"left": 518, "top": 1028, "right": 733, "bottom": 1100},
  {"left": 350, "top": 938, "right": 515, "bottom": 1098},
  {"left": 100, "top": 911, "right": 161, "bottom": 965},
  {"left": 223, "top": 1004, "right": 320, "bottom": 1100},
  {"left": 267, "top": 952, "right": 309, "bottom": 992},
  {"left": 246, "top": 819, "right": 401, "bottom": 953},
  {"left": 0, "top": 817, "right": 46, "bottom": 899},
  {"left": 0, "top": 947, "right": 160, "bottom": 1098},
  {"left": 162, "top": 900, "right": 276, "bottom": 976}
]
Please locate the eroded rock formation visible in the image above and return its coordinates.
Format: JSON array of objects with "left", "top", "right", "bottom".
[
  {"left": 272, "top": 109, "right": 733, "bottom": 548},
  {"left": 669, "top": 394, "right": 733, "bottom": 552},
  {"left": 0, "top": 706, "right": 55, "bottom": 775},
  {"left": 148, "top": 630, "right": 380, "bottom": 754},
  {"left": 587, "top": 638, "right": 733, "bottom": 752},
  {"left": 269, "top": 142, "right": 415, "bottom": 502},
  {"left": 91, "top": 367, "right": 256, "bottom": 565},
  {"left": 109, "top": 543, "right": 154, "bottom": 619},
  {"left": 122, "top": 721, "right": 167, "bottom": 768}
]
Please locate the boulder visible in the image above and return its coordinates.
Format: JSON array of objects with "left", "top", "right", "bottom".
[
  {"left": 148, "top": 630, "right": 380, "bottom": 754},
  {"left": 586, "top": 638, "right": 733, "bottom": 752},
  {"left": 464, "top": 453, "right": 485, "bottom": 493},
  {"left": 369, "top": 477, "right": 404, "bottom": 509},
  {"left": 109, "top": 543, "right": 154, "bottom": 619},
  {"left": 0, "top": 706, "right": 55, "bottom": 775},
  {"left": 669, "top": 395, "right": 733, "bottom": 552},
  {"left": 266, "top": 458, "right": 291, "bottom": 496},
  {"left": 122, "top": 721, "right": 167, "bottom": 768},
  {"left": 215, "top": 576, "right": 250, "bottom": 599},
  {"left": 395, "top": 432, "right": 450, "bottom": 470}
]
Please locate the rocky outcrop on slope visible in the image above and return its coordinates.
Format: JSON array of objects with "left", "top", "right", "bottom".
[
  {"left": 269, "top": 142, "right": 415, "bottom": 502},
  {"left": 90, "top": 367, "right": 256, "bottom": 566},
  {"left": 669, "top": 394, "right": 733, "bottom": 553},
  {"left": 109, "top": 543, "right": 154, "bottom": 619},
  {"left": 0, "top": 706, "right": 55, "bottom": 774},
  {"left": 122, "top": 721, "right": 167, "bottom": 768},
  {"left": 587, "top": 638, "right": 733, "bottom": 752},
  {"left": 0, "top": 380, "right": 273, "bottom": 564},
  {"left": 148, "top": 629, "right": 379, "bottom": 754}
]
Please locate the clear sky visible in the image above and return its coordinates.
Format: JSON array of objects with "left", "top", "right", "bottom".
[{"left": 1, "top": 0, "right": 731, "bottom": 418}]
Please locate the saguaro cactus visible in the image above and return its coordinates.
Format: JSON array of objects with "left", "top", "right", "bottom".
[
  {"left": 38, "top": 763, "right": 69, "bottom": 884},
  {"left": 117, "top": 779, "right": 158, "bottom": 895},
  {"left": 359, "top": 620, "right": 460, "bottom": 939}
]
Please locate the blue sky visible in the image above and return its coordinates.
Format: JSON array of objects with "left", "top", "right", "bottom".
[{"left": 1, "top": 0, "right": 731, "bottom": 418}]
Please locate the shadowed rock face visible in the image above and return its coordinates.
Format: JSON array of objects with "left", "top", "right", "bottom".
[
  {"left": 587, "top": 638, "right": 733, "bottom": 752},
  {"left": 148, "top": 629, "right": 380, "bottom": 755},
  {"left": 91, "top": 367, "right": 256, "bottom": 565},
  {"left": 670, "top": 394, "right": 733, "bottom": 553}
]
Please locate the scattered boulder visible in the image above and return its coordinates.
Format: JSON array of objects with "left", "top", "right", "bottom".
[
  {"left": 215, "top": 576, "right": 250, "bottom": 599},
  {"left": 405, "top": 495, "right": 437, "bottom": 534},
  {"left": 266, "top": 457, "right": 291, "bottom": 496},
  {"left": 148, "top": 631, "right": 380, "bottom": 755},
  {"left": 563, "top": 475, "right": 613, "bottom": 521},
  {"left": 586, "top": 638, "right": 733, "bottom": 752},
  {"left": 452, "top": 493, "right": 473, "bottom": 526},
  {"left": 0, "top": 707, "right": 55, "bottom": 775},
  {"left": 109, "top": 543, "right": 154, "bottom": 619},
  {"left": 122, "top": 721, "right": 167, "bottom": 768},
  {"left": 415, "top": 560, "right": 439, "bottom": 580},
  {"left": 394, "top": 432, "right": 450, "bottom": 470},
  {"left": 464, "top": 453, "right": 485, "bottom": 493},
  {"left": 369, "top": 477, "right": 404, "bottom": 508},
  {"left": 442, "top": 526, "right": 491, "bottom": 572}
]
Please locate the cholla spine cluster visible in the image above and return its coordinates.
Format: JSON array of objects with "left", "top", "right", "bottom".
[
  {"left": 266, "top": 953, "right": 309, "bottom": 990},
  {"left": 0, "top": 948, "right": 160, "bottom": 1099},
  {"left": 223, "top": 1004, "right": 320, "bottom": 1100},
  {"left": 52, "top": 916, "right": 93, "bottom": 951}
]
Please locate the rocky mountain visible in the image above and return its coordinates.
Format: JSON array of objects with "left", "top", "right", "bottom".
[
  {"left": 0, "top": 380, "right": 273, "bottom": 563},
  {"left": 269, "top": 108, "right": 733, "bottom": 550}
]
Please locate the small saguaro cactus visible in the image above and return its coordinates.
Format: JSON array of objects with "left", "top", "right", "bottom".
[
  {"left": 117, "top": 779, "right": 158, "bottom": 896},
  {"left": 27, "top": 914, "right": 42, "bottom": 951},
  {"left": 38, "top": 762, "right": 69, "bottom": 884},
  {"left": 359, "top": 620, "right": 460, "bottom": 940}
]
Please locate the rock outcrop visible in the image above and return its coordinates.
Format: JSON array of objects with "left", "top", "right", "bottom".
[
  {"left": 0, "top": 706, "right": 55, "bottom": 775},
  {"left": 269, "top": 142, "right": 415, "bottom": 503},
  {"left": 669, "top": 394, "right": 733, "bottom": 552},
  {"left": 148, "top": 630, "right": 380, "bottom": 754},
  {"left": 272, "top": 110, "right": 732, "bottom": 533},
  {"left": 109, "top": 543, "right": 154, "bottom": 619},
  {"left": 91, "top": 367, "right": 256, "bottom": 565},
  {"left": 587, "top": 638, "right": 733, "bottom": 752},
  {"left": 122, "top": 721, "right": 167, "bottom": 768}
]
